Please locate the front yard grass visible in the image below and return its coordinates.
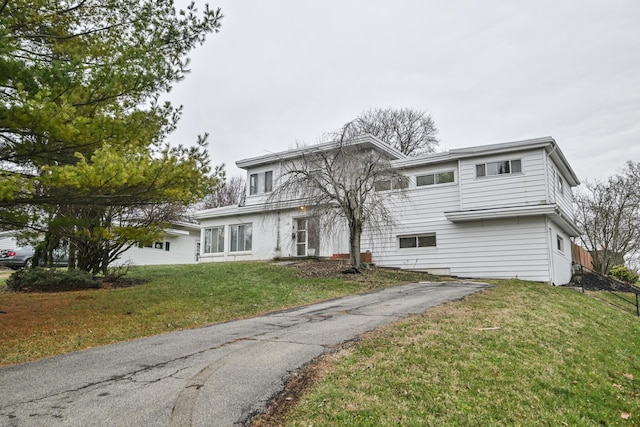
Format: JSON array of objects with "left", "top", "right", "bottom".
[
  {"left": 0, "top": 262, "right": 435, "bottom": 366},
  {"left": 267, "top": 280, "right": 640, "bottom": 426}
]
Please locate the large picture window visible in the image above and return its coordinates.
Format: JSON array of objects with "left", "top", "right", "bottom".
[
  {"left": 230, "top": 223, "right": 252, "bottom": 252},
  {"left": 476, "top": 159, "right": 522, "bottom": 177},
  {"left": 203, "top": 227, "right": 225, "bottom": 254},
  {"left": 398, "top": 233, "right": 436, "bottom": 248}
]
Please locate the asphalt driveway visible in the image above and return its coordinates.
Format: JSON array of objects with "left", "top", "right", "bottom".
[{"left": 0, "top": 281, "right": 490, "bottom": 426}]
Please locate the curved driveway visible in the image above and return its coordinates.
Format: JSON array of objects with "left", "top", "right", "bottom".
[{"left": 0, "top": 281, "right": 489, "bottom": 426}]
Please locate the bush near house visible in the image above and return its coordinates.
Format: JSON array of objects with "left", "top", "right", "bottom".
[
  {"left": 6, "top": 268, "right": 101, "bottom": 292},
  {"left": 609, "top": 264, "right": 639, "bottom": 284}
]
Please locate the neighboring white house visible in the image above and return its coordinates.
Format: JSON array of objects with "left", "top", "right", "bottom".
[
  {"left": 0, "top": 222, "right": 201, "bottom": 267},
  {"left": 195, "top": 135, "right": 581, "bottom": 285},
  {"left": 113, "top": 222, "right": 201, "bottom": 266}
]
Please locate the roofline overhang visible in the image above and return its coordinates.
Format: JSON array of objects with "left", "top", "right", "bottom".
[
  {"left": 392, "top": 136, "right": 580, "bottom": 186},
  {"left": 195, "top": 198, "right": 319, "bottom": 220},
  {"left": 444, "top": 204, "right": 581, "bottom": 237},
  {"left": 235, "top": 134, "right": 406, "bottom": 169}
]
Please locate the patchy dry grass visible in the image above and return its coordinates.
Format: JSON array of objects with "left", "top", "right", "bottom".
[
  {"left": 270, "top": 280, "right": 640, "bottom": 426},
  {"left": 0, "top": 262, "right": 437, "bottom": 366}
]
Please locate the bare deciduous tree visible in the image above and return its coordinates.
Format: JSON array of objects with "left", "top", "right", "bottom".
[
  {"left": 201, "top": 175, "right": 247, "bottom": 209},
  {"left": 575, "top": 161, "right": 640, "bottom": 274},
  {"left": 269, "top": 132, "right": 407, "bottom": 270},
  {"left": 340, "top": 107, "right": 439, "bottom": 156}
]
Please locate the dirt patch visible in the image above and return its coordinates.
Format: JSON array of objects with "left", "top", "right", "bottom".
[
  {"left": 100, "top": 277, "right": 148, "bottom": 290},
  {"left": 289, "top": 260, "right": 350, "bottom": 278},
  {"left": 249, "top": 347, "right": 352, "bottom": 427}
]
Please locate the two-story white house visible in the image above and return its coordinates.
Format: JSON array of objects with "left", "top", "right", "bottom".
[{"left": 195, "top": 135, "right": 580, "bottom": 285}]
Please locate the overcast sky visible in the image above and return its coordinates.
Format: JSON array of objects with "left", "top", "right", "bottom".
[{"left": 168, "top": 0, "right": 639, "bottom": 183}]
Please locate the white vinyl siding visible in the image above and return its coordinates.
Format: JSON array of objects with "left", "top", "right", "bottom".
[
  {"left": 371, "top": 216, "right": 552, "bottom": 282},
  {"left": 547, "top": 160, "right": 574, "bottom": 219},
  {"left": 459, "top": 150, "right": 547, "bottom": 211}
]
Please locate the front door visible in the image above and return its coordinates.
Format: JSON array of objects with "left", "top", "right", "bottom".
[{"left": 296, "top": 217, "right": 320, "bottom": 256}]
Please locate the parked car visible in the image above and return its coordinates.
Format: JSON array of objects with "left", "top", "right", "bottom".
[{"left": 0, "top": 246, "right": 68, "bottom": 269}]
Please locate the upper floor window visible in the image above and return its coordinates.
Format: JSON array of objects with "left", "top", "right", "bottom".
[
  {"left": 264, "top": 171, "right": 273, "bottom": 193},
  {"left": 249, "top": 171, "right": 273, "bottom": 195},
  {"left": 557, "top": 174, "right": 564, "bottom": 194},
  {"left": 476, "top": 159, "right": 522, "bottom": 178},
  {"left": 417, "top": 171, "right": 455, "bottom": 187},
  {"left": 374, "top": 176, "right": 409, "bottom": 191},
  {"left": 249, "top": 174, "right": 258, "bottom": 195}
]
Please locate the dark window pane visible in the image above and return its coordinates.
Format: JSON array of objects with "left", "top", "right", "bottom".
[
  {"left": 375, "top": 180, "right": 391, "bottom": 191},
  {"left": 436, "top": 171, "right": 454, "bottom": 184},
  {"left": 498, "top": 161, "right": 510, "bottom": 174},
  {"left": 264, "top": 171, "right": 273, "bottom": 192},
  {"left": 249, "top": 174, "right": 258, "bottom": 195},
  {"left": 417, "top": 174, "right": 435, "bottom": 186},
  {"left": 418, "top": 235, "right": 436, "bottom": 247},
  {"left": 399, "top": 237, "right": 417, "bottom": 248},
  {"left": 476, "top": 164, "right": 486, "bottom": 177},
  {"left": 511, "top": 159, "right": 522, "bottom": 173}
]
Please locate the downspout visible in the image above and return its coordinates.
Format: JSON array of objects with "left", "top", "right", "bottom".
[{"left": 546, "top": 217, "right": 555, "bottom": 285}]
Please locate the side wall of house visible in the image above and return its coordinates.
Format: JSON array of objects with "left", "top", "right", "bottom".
[
  {"left": 115, "top": 231, "right": 200, "bottom": 266},
  {"left": 0, "top": 235, "right": 17, "bottom": 250},
  {"left": 459, "top": 148, "right": 548, "bottom": 210},
  {"left": 367, "top": 151, "right": 556, "bottom": 282},
  {"left": 545, "top": 156, "right": 575, "bottom": 218},
  {"left": 548, "top": 220, "right": 573, "bottom": 285}
]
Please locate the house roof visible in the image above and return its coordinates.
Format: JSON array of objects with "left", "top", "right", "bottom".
[
  {"left": 235, "top": 134, "right": 407, "bottom": 169},
  {"left": 393, "top": 136, "right": 581, "bottom": 186}
]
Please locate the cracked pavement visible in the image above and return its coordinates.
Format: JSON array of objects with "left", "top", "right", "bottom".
[{"left": 0, "top": 281, "right": 489, "bottom": 426}]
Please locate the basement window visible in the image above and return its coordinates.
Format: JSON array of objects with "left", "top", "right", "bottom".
[{"left": 399, "top": 233, "right": 436, "bottom": 249}]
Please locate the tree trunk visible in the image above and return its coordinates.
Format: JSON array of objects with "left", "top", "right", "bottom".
[{"left": 349, "top": 222, "right": 362, "bottom": 269}]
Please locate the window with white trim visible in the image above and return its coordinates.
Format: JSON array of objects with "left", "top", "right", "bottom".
[
  {"left": 249, "top": 171, "right": 273, "bottom": 195},
  {"left": 398, "top": 233, "right": 436, "bottom": 248},
  {"left": 203, "top": 227, "right": 225, "bottom": 254},
  {"left": 557, "top": 174, "right": 564, "bottom": 194},
  {"left": 556, "top": 235, "right": 564, "bottom": 253},
  {"left": 476, "top": 159, "right": 522, "bottom": 177},
  {"left": 264, "top": 171, "right": 273, "bottom": 193},
  {"left": 230, "top": 223, "right": 252, "bottom": 252},
  {"left": 249, "top": 174, "right": 258, "bottom": 195},
  {"left": 417, "top": 170, "right": 455, "bottom": 187},
  {"left": 374, "top": 176, "right": 409, "bottom": 191}
]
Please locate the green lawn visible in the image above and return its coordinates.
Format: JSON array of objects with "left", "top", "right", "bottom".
[
  {"left": 0, "top": 262, "right": 435, "bottom": 366},
  {"left": 270, "top": 280, "right": 640, "bottom": 426}
]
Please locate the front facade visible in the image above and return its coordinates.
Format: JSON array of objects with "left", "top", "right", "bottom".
[{"left": 196, "top": 135, "right": 580, "bottom": 285}]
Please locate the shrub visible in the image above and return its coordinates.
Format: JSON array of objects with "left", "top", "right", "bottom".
[
  {"left": 6, "top": 268, "right": 102, "bottom": 292},
  {"left": 608, "top": 264, "right": 639, "bottom": 284}
]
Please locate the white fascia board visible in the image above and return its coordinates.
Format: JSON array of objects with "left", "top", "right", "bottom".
[
  {"left": 444, "top": 204, "right": 558, "bottom": 222},
  {"left": 169, "top": 221, "right": 201, "bottom": 230},
  {"left": 165, "top": 228, "right": 190, "bottom": 236},
  {"left": 195, "top": 198, "right": 317, "bottom": 220},
  {"left": 235, "top": 134, "right": 406, "bottom": 169},
  {"left": 445, "top": 204, "right": 581, "bottom": 237}
]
